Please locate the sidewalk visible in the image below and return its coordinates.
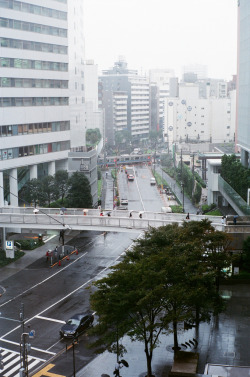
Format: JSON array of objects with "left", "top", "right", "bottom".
[
  {"left": 0, "top": 231, "right": 76, "bottom": 284},
  {"left": 155, "top": 166, "right": 197, "bottom": 215}
]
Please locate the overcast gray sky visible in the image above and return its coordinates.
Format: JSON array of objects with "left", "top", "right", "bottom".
[{"left": 83, "top": 0, "right": 237, "bottom": 80}]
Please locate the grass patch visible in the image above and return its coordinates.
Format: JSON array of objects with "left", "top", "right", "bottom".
[
  {"left": 170, "top": 205, "right": 183, "bottom": 213},
  {"left": 98, "top": 179, "right": 102, "bottom": 198},
  {"left": 205, "top": 209, "right": 222, "bottom": 216},
  {"left": 0, "top": 249, "right": 25, "bottom": 268}
]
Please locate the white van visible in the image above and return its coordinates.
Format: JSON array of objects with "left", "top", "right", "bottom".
[{"left": 150, "top": 177, "right": 156, "bottom": 185}]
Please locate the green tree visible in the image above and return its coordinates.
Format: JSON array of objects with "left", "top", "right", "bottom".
[
  {"left": 39, "top": 175, "right": 58, "bottom": 207},
  {"left": 19, "top": 178, "right": 41, "bottom": 207},
  {"left": 91, "top": 257, "right": 168, "bottom": 377},
  {"left": 221, "top": 154, "right": 250, "bottom": 201},
  {"left": 91, "top": 220, "right": 230, "bottom": 373},
  {"left": 66, "top": 171, "right": 92, "bottom": 208},
  {"left": 86, "top": 128, "right": 101, "bottom": 145},
  {"left": 54, "top": 170, "right": 69, "bottom": 204}
]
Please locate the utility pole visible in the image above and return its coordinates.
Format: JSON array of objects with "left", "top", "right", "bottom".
[
  {"left": 181, "top": 182, "right": 185, "bottom": 213},
  {"left": 190, "top": 153, "right": 195, "bottom": 204},
  {"left": 180, "top": 149, "right": 183, "bottom": 181}
]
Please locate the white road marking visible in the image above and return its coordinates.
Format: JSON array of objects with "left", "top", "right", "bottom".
[
  {"left": 36, "top": 315, "right": 65, "bottom": 324},
  {"left": 1, "top": 247, "right": 127, "bottom": 341},
  {"left": 0, "top": 252, "right": 87, "bottom": 309},
  {"left": 0, "top": 338, "right": 55, "bottom": 355}
]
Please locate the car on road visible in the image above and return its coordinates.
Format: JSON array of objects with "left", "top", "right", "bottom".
[
  {"left": 60, "top": 313, "right": 94, "bottom": 338},
  {"left": 121, "top": 198, "right": 128, "bottom": 205},
  {"left": 128, "top": 174, "right": 134, "bottom": 181}
]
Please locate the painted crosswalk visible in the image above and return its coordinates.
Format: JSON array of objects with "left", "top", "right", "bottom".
[{"left": 0, "top": 347, "right": 45, "bottom": 377}]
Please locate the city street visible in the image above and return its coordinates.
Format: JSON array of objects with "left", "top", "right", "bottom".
[
  {"left": 0, "top": 166, "right": 250, "bottom": 377},
  {"left": 0, "top": 231, "right": 140, "bottom": 377}
]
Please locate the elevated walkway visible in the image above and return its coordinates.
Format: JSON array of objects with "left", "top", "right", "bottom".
[{"left": 0, "top": 206, "right": 223, "bottom": 233}]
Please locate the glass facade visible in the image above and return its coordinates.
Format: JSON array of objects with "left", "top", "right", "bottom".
[
  {"left": 0, "top": 121, "right": 70, "bottom": 137},
  {"left": 0, "top": 57, "right": 68, "bottom": 71},
  {"left": 238, "top": 1, "right": 250, "bottom": 155},
  {"left": 0, "top": 1, "right": 67, "bottom": 20},
  {"left": 0, "top": 38, "right": 67, "bottom": 54},
  {"left": 1, "top": 141, "right": 71, "bottom": 161},
  {"left": 0, "top": 97, "right": 69, "bottom": 107},
  {"left": 0, "top": 78, "right": 68, "bottom": 88},
  {"left": 0, "top": 17, "right": 67, "bottom": 37}
]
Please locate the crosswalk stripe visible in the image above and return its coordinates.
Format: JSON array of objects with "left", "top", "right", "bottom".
[
  {"left": 2, "top": 353, "right": 16, "bottom": 362},
  {"left": 13, "top": 359, "right": 40, "bottom": 377},
  {"left": 0, "top": 349, "right": 44, "bottom": 377}
]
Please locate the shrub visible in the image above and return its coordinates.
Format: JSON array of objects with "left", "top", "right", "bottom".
[
  {"left": 170, "top": 205, "right": 183, "bottom": 213},
  {"left": 0, "top": 249, "right": 25, "bottom": 267},
  {"left": 14, "top": 239, "right": 44, "bottom": 250}
]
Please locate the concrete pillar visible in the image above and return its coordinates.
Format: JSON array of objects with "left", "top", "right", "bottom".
[
  {"left": 48, "top": 161, "right": 56, "bottom": 176},
  {"left": 0, "top": 171, "right": 4, "bottom": 207},
  {"left": 9, "top": 168, "right": 18, "bottom": 207},
  {"left": 30, "top": 164, "right": 38, "bottom": 180}
]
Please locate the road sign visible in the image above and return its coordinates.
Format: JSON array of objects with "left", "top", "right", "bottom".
[{"left": 29, "top": 330, "right": 35, "bottom": 339}]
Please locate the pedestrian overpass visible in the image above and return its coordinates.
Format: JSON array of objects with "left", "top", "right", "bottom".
[{"left": 0, "top": 206, "right": 223, "bottom": 234}]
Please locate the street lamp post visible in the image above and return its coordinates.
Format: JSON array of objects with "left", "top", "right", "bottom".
[
  {"left": 0, "top": 303, "right": 33, "bottom": 377},
  {"left": 190, "top": 153, "right": 195, "bottom": 204},
  {"left": 181, "top": 182, "right": 185, "bottom": 213}
]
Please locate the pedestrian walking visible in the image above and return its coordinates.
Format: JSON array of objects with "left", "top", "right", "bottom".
[
  {"left": 139, "top": 212, "right": 142, "bottom": 219},
  {"left": 233, "top": 215, "right": 238, "bottom": 225},
  {"left": 186, "top": 213, "right": 190, "bottom": 220},
  {"left": 46, "top": 250, "right": 49, "bottom": 262},
  {"left": 221, "top": 216, "right": 226, "bottom": 225},
  {"left": 129, "top": 211, "right": 132, "bottom": 218},
  {"left": 54, "top": 246, "right": 58, "bottom": 261},
  {"left": 114, "top": 361, "right": 123, "bottom": 377}
]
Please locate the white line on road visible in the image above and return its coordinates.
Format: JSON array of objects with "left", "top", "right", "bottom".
[
  {"left": 1, "top": 247, "right": 128, "bottom": 342},
  {"left": 36, "top": 315, "right": 65, "bottom": 324},
  {"left": 0, "top": 338, "right": 54, "bottom": 356},
  {"left": 0, "top": 251, "right": 87, "bottom": 309}
]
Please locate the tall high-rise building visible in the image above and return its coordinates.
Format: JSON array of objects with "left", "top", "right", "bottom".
[
  {"left": 99, "top": 58, "right": 150, "bottom": 145},
  {"left": 237, "top": 0, "right": 250, "bottom": 167},
  {"left": 0, "top": 0, "right": 88, "bottom": 206}
]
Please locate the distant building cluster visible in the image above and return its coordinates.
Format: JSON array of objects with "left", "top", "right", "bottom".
[{"left": 0, "top": 0, "right": 248, "bottom": 212}]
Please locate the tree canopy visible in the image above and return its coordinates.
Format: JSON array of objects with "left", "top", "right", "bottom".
[
  {"left": 67, "top": 171, "right": 92, "bottom": 208},
  {"left": 90, "top": 220, "right": 232, "bottom": 377},
  {"left": 221, "top": 154, "right": 250, "bottom": 201}
]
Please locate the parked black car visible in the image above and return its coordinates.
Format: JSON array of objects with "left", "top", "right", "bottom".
[{"left": 60, "top": 313, "right": 94, "bottom": 338}]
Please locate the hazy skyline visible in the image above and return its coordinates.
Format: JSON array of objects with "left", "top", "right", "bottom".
[{"left": 83, "top": 0, "right": 237, "bottom": 80}]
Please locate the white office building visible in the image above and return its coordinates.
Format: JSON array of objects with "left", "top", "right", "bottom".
[
  {"left": 0, "top": 0, "right": 88, "bottom": 206},
  {"left": 164, "top": 84, "right": 236, "bottom": 150}
]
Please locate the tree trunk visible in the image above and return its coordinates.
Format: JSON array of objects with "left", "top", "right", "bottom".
[
  {"left": 172, "top": 318, "right": 180, "bottom": 351},
  {"left": 195, "top": 306, "right": 200, "bottom": 327},
  {"left": 144, "top": 340, "right": 153, "bottom": 377}
]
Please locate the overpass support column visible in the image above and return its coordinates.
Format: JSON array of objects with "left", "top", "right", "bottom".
[
  {"left": 9, "top": 168, "right": 18, "bottom": 207},
  {"left": 0, "top": 171, "right": 4, "bottom": 207},
  {"left": 30, "top": 164, "right": 38, "bottom": 180},
  {"left": 48, "top": 161, "right": 56, "bottom": 176}
]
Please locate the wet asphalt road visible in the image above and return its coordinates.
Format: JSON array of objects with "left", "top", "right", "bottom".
[{"left": 0, "top": 230, "right": 140, "bottom": 377}]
